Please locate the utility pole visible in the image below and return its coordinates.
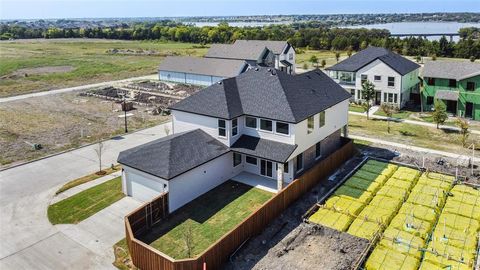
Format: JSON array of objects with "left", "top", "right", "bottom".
[{"left": 123, "top": 97, "right": 128, "bottom": 133}]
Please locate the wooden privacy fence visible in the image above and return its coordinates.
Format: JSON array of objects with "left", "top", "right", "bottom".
[{"left": 125, "top": 138, "right": 355, "bottom": 270}]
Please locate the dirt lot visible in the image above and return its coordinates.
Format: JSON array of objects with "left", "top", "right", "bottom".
[{"left": 0, "top": 92, "right": 169, "bottom": 168}]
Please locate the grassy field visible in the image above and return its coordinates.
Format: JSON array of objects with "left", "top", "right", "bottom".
[
  {"left": 348, "top": 114, "right": 480, "bottom": 155},
  {"left": 143, "top": 180, "right": 273, "bottom": 259},
  {"left": 55, "top": 164, "right": 121, "bottom": 195},
  {"left": 374, "top": 109, "right": 412, "bottom": 119},
  {"left": 48, "top": 176, "right": 124, "bottom": 224},
  {"left": 349, "top": 104, "right": 365, "bottom": 113},
  {"left": 0, "top": 39, "right": 207, "bottom": 97},
  {"left": 296, "top": 49, "right": 347, "bottom": 69}
]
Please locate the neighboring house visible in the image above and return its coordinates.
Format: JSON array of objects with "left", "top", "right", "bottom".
[
  {"left": 118, "top": 67, "right": 350, "bottom": 212},
  {"left": 326, "top": 46, "right": 420, "bottom": 108},
  {"left": 233, "top": 40, "right": 296, "bottom": 74},
  {"left": 420, "top": 61, "right": 480, "bottom": 120},
  {"left": 158, "top": 56, "right": 248, "bottom": 86}
]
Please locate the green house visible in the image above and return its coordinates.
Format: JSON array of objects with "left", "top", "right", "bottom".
[{"left": 420, "top": 61, "right": 480, "bottom": 120}]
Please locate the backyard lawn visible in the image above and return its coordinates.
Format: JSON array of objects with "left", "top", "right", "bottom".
[
  {"left": 349, "top": 104, "right": 365, "bottom": 113},
  {"left": 374, "top": 109, "right": 412, "bottom": 119},
  {"left": 48, "top": 176, "right": 124, "bottom": 224},
  {"left": 142, "top": 180, "right": 273, "bottom": 259}
]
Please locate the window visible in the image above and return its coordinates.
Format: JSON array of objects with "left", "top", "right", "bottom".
[
  {"left": 427, "top": 96, "right": 434, "bottom": 105},
  {"left": 330, "top": 70, "right": 338, "bottom": 79},
  {"left": 388, "top": 77, "right": 395, "bottom": 87},
  {"left": 350, "top": 89, "right": 355, "bottom": 96},
  {"left": 448, "top": 79, "right": 457, "bottom": 88},
  {"left": 233, "top": 153, "right": 242, "bottom": 167},
  {"left": 246, "top": 156, "right": 257, "bottom": 165},
  {"left": 289, "top": 53, "right": 293, "bottom": 60},
  {"left": 357, "top": 90, "right": 361, "bottom": 99},
  {"left": 260, "top": 119, "right": 273, "bottom": 131},
  {"left": 218, "top": 119, "right": 226, "bottom": 137},
  {"left": 315, "top": 142, "right": 321, "bottom": 158},
  {"left": 384, "top": 93, "right": 387, "bottom": 102},
  {"left": 427, "top": 78, "right": 436, "bottom": 85},
  {"left": 276, "top": 122, "right": 289, "bottom": 135},
  {"left": 467, "top": 82, "right": 476, "bottom": 91},
  {"left": 361, "top": 74, "right": 368, "bottom": 84},
  {"left": 245, "top": 116, "right": 257, "bottom": 128},
  {"left": 307, "top": 116, "right": 314, "bottom": 134},
  {"left": 374, "top": 75, "right": 381, "bottom": 81},
  {"left": 394, "top": 94, "right": 398, "bottom": 103},
  {"left": 318, "top": 111, "right": 325, "bottom": 128},
  {"left": 231, "top": 118, "right": 238, "bottom": 136},
  {"left": 387, "top": 93, "right": 394, "bottom": 103},
  {"left": 296, "top": 153, "right": 303, "bottom": 172},
  {"left": 284, "top": 162, "right": 289, "bottom": 173}
]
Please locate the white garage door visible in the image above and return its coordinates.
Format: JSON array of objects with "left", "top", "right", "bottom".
[{"left": 125, "top": 170, "right": 164, "bottom": 202}]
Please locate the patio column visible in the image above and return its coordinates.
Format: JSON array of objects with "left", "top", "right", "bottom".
[{"left": 277, "top": 163, "right": 284, "bottom": 192}]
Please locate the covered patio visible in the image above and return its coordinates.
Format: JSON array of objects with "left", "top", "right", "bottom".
[{"left": 232, "top": 172, "right": 282, "bottom": 193}]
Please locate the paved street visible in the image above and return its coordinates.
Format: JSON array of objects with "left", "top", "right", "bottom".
[
  {"left": 0, "top": 122, "right": 170, "bottom": 269},
  {"left": 0, "top": 74, "right": 157, "bottom": 104}
]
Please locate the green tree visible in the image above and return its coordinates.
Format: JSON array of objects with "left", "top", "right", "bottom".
[
  {"left": 347, "top": 47, "right": 353, "bottom": 58},
  {"left": 380, "top": 103, "right": 397, "bottom": 133},
  {"left": 470, "top": 56, "right": 476, "bottom": 62},
  {"left": 456, "top": 118, "right": 470, "bottom": 147},
  {"left": 320, "top": 59, "right": 326, "bottom": 68},
  {"left": 309, "top": 55, "right": 319, "bottom": 68},
  {"left": 335, "top": 51, "right": 341, "bottom": 62},
  {"left": 416, "top": 55, "right": 422, "bottom": 63},
  {"left": 361, "top": 80, "right": 376, "bottom": 120},
  {"left": 432, "top": 102, "right": 448, "bottom": 129},
  {"left": 431, "top": 54, "right": 437, "bottom": 61},
  {"left": 302, "top": 62, "right": 308, "bottom": 70}
]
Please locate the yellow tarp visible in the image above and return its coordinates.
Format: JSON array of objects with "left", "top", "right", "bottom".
[
  {"left": 410, "top": 183, "right": 449, "bottom": 197},
  {"left": 333, "top": 185, "right": 373, "bottom": 204},
  {"left": 418, "top": 259, "right": 471, "bottom": 270},
  {"left": 347, "top": 218, "right": 383, "bottom": 240},
  {"left": 424, "top": 172, "right": 455, "bottom": 183},
  {"left": 389, "top": 213, "right": 434, "bottom": 239},
  {"left": 344, "top": 177, "right": 382, "bottom": 193},
  {"left": 449, "top": 190, "right": 480, "bottom": 207},
  {"left": 417, "top": 176, "right": 452, "bottom": 190},
  {"left": 369, "top": 195, "right": 403, "bottom": 211},
  {"left": 428, "top": 240, "right": 477, "bottom": 263},
  {"left": 376, "top": 185, "right": 408, "bottom": 200},
  {"left": 380, "top": 227, "right": 425, "bottom": 258},
  {"left": 308, "top": 208, "right": 354, "bottom": 231},
  {"left": 451, "top": 185, "right": 480, "bottom": 197},
  {"left": 437, "top": 212, "right": 480, "bottom": 233},
  {"left": 324, "top": 196, "right": 365, "bottom": 216},
  {"left": 443, "top": 199, "right": 480, "bottom": 220},
  {"left": 431, "top": 224, "right": 478, "bottom": 250},
  {"left": 365, "top": 245, "right": 420, "bottom": 270},
  {"left": 423, "top": 251, "right": 474, "bottom": 270},
  {"left": 384, "top": 177, "right": 414, "bottom": 191},
  {"left": 391, "top": 167, "right": 421, "bottom": 182},
  {"left": 407, "top": 193, "right": 446, "bottom": 211},
  {"left": 358, "top": 204, "right": 397, "bottom": 225},
  {"left": 398, "top": 203, "right": 438, "bottom": 223}
]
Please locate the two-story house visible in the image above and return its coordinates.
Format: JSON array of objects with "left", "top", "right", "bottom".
[
  {"left": 420, "top": 60, "right": 480, "bottom": 120},
  {"left": 326, "top": 46, "right": 420, "bottom": 108},
  {"left": 118, "top": 67, "right": 350, "bottom": 212}
]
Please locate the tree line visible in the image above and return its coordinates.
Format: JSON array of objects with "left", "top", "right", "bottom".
[{"left": 1, "top": 21, "right": 479, "bottom": 59}]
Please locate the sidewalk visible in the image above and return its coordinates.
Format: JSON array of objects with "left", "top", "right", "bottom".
[{"left": 349, "top": 111, "right": 480, "bottom": 135}]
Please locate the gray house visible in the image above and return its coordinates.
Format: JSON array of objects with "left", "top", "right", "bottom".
[{"left": 158, "top": 56, "right": 248, "bottom": 86}]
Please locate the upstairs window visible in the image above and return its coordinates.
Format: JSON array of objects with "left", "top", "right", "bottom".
[
  {"left": 448, "top": 79, "right": 457, "bottom": 88},
  {"left": 350, "top": 89, "right": 355, "bottom": 96},
  {"left": 276, "top": 122, "right": 289, "bottom": 135},
  {"left": 231, "top": 118, "right": 238, "bottom": 136},
  {"left": 467, "top": 82, "right": 475, "bottom": 91},
  {"left": 218, "top": 119, "right": 226, "bottom": 137},
  {"left": 427, "top": 78, "right": 436, "bottom": 85},
  {"left": 284, "top": 162, "right": 289, "bottom": 173},
  {"left": 374, "top": 75, "right": 382, "bottom": 81},
  {"left": 289, "top": 53, "right": 293, "bottom": 60},
  {"left": 307, "top": 116, "right": 314, "bottom": 134},
  {"left": 245, "top": 116, "right": 257, "bottom": 128},
  {"left": 318, "top": 111, "right": 325, "bottom": 128},
  {"left": 361, "top": 74, "right": 368, "bottom": 84},
  {"left": 233, "top": 153, "right": 242, "bottom": 167},
  {"left": 246, "top": 156, "right": 257, "bottom": 165},
  {"left": 260, "top": 119, "right": 273, "bottom": 132},
  {"left": 388, "top": 77, "right": 395, "bottom": 87}
]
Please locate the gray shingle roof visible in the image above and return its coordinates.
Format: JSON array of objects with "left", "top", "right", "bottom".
[
  {"left": 234, "top": 40, "right": 289, "bottom": 55},
  {"left": 435, "top": 90, "right": 460, "bottom": 101},
  {"left": 205, "top": 43, "right": 269, "bottom": 61},
  {"left": 421, "top": 61, "right": 480, "bottom": 81},
  {"left": 117, "top": 129, "right": 229, "bottom": 180},
  {"left": 326, "top": 46, "right": 420, "bottom": 76},
  {"left": 170, "top": 67, "right": 351, "bottom": 123},
  {"left": 158, "top": 56, "right": 247, "bottom": 78},
  {"left": 230, "top": 135, "right": 297, "bottom": 163}
]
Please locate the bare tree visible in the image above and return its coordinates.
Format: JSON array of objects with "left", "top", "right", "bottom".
[
  {"left": 94, "top": 142, "right": 106, "bottom": 174},
  {"left": 182, "top": 223, "right": 194, "bottom": 258},
  {"left": 456, "top": 118, "right": 470, "bottom": 147},
  {"left": 380, "top": 103, "right": 397, "bottom": 133}
]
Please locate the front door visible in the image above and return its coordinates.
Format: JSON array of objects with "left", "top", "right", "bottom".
[
  {"left": 466, "top": 102, "right": 473, "bottom": 118},
  {"left": 375, "top": 91, "right": 381, "bottom": 105},
  {"left": 260, "top": 160, "right": 273, "bottom": 178},
  {"left": 446, "top": 100, "right": 457, "bottom": 115}
]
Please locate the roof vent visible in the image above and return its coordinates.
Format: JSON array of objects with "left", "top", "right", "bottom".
[
  {"left": 270, "top": 69, "right": 277, "bottom": 76},
  {"left": 255, "top": 68, "right": 259, "bottom": 71},
  {"left": 267, "top": 68, "right": 271, "bottom": 72},
  {"left": 217, "top": 81, "right": 222, "bottom": 84}
]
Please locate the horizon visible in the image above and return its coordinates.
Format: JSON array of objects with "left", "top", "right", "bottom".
[{"left": 1, "top": 0, "right": 480, "bottom": 20}]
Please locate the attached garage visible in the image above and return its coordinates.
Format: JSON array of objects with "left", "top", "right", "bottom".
[
  {"left": 122, "top": 166, "right": 168, "bottom": 202},
  {"left": 158, "top": 56, "right": 248, "bottom": 86}
]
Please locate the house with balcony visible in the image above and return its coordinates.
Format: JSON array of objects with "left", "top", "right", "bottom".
[
  {"left": 326, "top": 46, "right": 420, "bottom": 108},
  {"left": 118, "top": 67, "right": 350, "bottom": 212},
  {"left": 420, "top": 60, "right": 480, "bottom": 120}
]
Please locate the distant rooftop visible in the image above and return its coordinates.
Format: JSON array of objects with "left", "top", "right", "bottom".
[
  {"left": 326, "top": 46, "right": 420, "bottom": 76},
  {"left": 158, "top": 56, "right": 247, "bottom": 78},
  {"left": 421, "top": 60, "right": 480, "bottom": 81},
  {"left": 205, "top": 43, "right": 269, "bottom": 61},
  {"left": 233, "top": 40, "right": 290, "bottom": 55}
]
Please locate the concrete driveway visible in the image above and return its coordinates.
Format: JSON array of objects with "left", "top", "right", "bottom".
[{"left": 0, "top": 122, "right": 170, "bottom": 269}]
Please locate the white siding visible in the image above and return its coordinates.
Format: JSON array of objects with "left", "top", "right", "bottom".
[
  {"left": 159, "top": 71, "right": 186, "bottom": 84},
  {"left": 291, "top": 99, "right": 348, "bottom": 159},
  {"left": 235, "top": 115, "right": 295, "bottom": 145},
  {"left": 186, "top": 73, "right": 214, "bottom": 86},
  {"left": 168, "top": 152, "right": 243, "bottom": 212},
  {"left": 159, "top": 70, "right": 225, "bottom": 86},
  {"left": 172, "top": 110, "right": 229, "bottom": 146},
  {"left": 122, "top": 165, "right": 169, "bottom": 202}
]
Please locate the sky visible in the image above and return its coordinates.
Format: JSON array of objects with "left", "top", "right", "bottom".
[{"left": 1, "top": 0, "right": 479, "bottom": 20}]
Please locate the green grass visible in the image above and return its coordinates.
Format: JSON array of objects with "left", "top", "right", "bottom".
[
  {"left": 55, "top": 165, "right": 121, "bottom": 195},
  {"left": 348, "top": 114, "right": 480, "bottom": 155},
  {"left": 48, "top": 176, "right": 124, "bottom": 224},
  {"left": 113, "top": 238, "right": 136, "bottom": 270},
  {"left": 374, "top": 109, "right": 412, "bottom": 119},
  {"left": 0, "top": 39, "right": 208, "bottom": 97},
  {"left": 349, "top": 104, "right": 366, "bottom": 113},
  {"left": 144, "top": 180, "right": 273, "bottom": 259},
  {"left": 296, "top": 49, "right": 347, "bottom": 69}
]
